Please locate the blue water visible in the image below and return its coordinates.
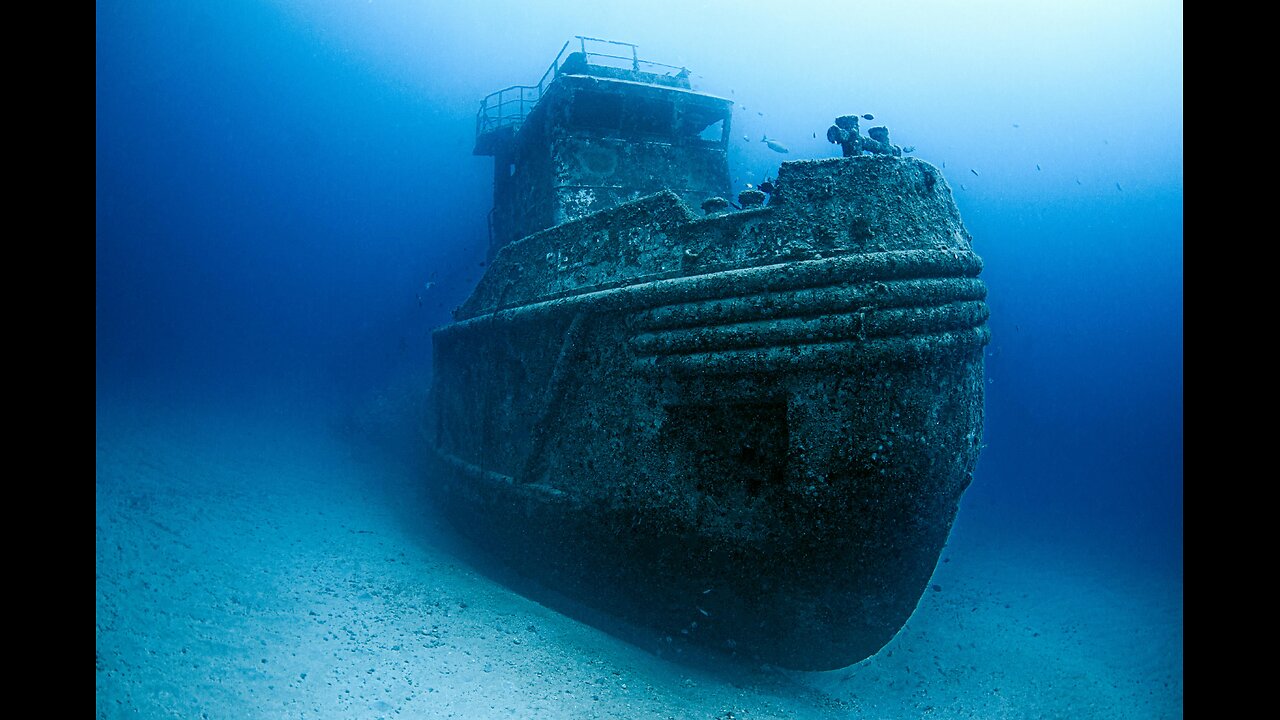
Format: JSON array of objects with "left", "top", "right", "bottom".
[{"left": 97, "top": 2, "right": 1182, "bottom": 717}]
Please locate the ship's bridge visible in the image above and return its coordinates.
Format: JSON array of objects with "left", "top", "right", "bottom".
[{"left": 474, "top": 37, "right": 733, "bottom": 258}]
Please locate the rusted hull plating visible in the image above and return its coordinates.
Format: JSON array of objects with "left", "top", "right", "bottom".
[{"left": 429, "top": 156, "right": 988, "bottom": 669}]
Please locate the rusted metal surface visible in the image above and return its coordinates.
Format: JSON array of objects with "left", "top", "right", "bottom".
[{"left": 431, "top": 45, "right": 987, "bottom": 670}]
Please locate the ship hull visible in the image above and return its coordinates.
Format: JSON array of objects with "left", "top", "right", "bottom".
[{"left": 429, "top": 156, "right": 988, "bottom": 670}]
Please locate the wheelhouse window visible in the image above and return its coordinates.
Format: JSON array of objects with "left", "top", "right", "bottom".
[{"left": 569, "top": 90, "right": 623, "bottom": 130}]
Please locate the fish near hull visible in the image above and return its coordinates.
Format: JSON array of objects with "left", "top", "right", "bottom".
[{"left": 428, "top": 155, "right": 989, "bottom": 670}]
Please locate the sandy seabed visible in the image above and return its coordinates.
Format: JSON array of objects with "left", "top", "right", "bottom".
[{"left": 96, "top": 400, "right": 1182, "bottom": 719}]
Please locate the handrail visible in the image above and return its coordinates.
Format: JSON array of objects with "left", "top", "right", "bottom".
[{"left": 475, "top": 36, "right": 689, "bottom": 140}]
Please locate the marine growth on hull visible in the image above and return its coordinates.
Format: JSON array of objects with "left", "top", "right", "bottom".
[{"left": 429, "top": 36, "right": 987, "bottom": 670}]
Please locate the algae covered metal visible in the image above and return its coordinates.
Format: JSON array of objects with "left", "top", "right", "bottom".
[{"left": 428, "top": 37, "right": 988, "bottom": 670}]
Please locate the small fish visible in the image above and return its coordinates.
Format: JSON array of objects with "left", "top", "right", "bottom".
[
  {"left": 1012, "top": 123, "right": 1020, "bottom": 128},
  {"left": 697, "top": 607, "right": 710, "bottom": 617},
  {"left": 902, "top": 145, "right": 916, "bottom": 153},
  {"left": 1076, "top": 178, "right": 1082, "bottom": 185},
  {"left": 941, "top": 161, "right": 946, "bottom": 169},
  {"left": 702, "top": 588, "right": 712, "bottom": 594},
  {"left": 1035, "top": 164, "right": 1041, "bottom": 171},
  {"left": 970, "top": 168, "right": 979, "bottom": 176},
  {"left": 861, "top": 113, "right": 874, "bottom": 120},
  {"left": 757, "top": 111, "right": 764, "bottom": 117},
  {"left": 1115, "top": 181, "right": 1123, "bottom": 191},
  {"left": 743, "top": 134, "right": 749, "bottom": 142},
  {"left": 423, "top": 281, "right": 436, "bottom": 290},
  {"left": 761, "top": 135, "right": 789, "bottom": 153},
  {"left": 813, "top": 132, "right": 817, "bottom": 138},
  {"left": 960, "top": 183, "right": 967, "bottom": 190}
]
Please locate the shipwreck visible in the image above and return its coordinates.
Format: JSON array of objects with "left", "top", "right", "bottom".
[{"left": 427, "top": 37, "right": 989, "bottom": 670}]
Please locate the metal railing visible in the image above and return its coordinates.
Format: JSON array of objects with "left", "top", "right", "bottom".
[{"left": 475, "top": 37, "right": 689, "bottom": 140}]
